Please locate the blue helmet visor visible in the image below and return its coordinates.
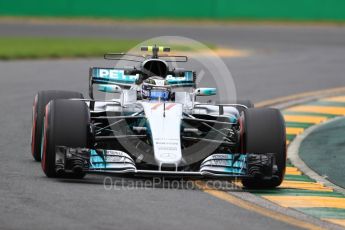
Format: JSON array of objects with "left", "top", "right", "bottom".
[{"left": 149, "top": 90, "right": 170, "bottom": 101}]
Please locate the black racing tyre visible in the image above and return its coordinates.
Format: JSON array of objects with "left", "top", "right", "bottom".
[
  {"left": 31, "top": 90, "right": 83, "bottom": 161},
  {"left": 241, "top": 108, "right": 286, "bottom": 189},
  {"left": 41, "top": 99, "right": 89, "bottom": 178}
]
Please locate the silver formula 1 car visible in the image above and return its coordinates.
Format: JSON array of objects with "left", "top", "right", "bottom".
[{"left": 31, "top": 45, "right": 286, "bottom": 188}]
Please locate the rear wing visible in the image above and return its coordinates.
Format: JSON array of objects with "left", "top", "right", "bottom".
[
  {"left": 88, "top": 67, "right": 137, "bottom": 99},
  {"left": 90, "top": 67, "right": 138, "bottom": 86},
  {"left": 166, "top": 70, "right": 195, "bottom": 87},
  {"left": 89, "top": 67, "right": 196, "bottom": 98}
]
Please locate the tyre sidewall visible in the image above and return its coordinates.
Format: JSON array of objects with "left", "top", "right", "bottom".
[
  {"left": 31, "top": 90, "right": 83, "bottom": 161},
  {"left": 242, "top": 108, "right": 286, "bottom": 188},
  {"left": 41, "top": 100, "right": 89, "bottom": 178}
]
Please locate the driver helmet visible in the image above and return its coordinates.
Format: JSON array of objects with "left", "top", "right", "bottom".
[{"left": 141, "top": 77, "right": 171, "bottom": 101}]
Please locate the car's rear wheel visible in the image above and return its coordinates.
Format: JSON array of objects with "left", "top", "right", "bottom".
[
  {"left": 31, "top": 90, "right": 83, "bottom": 161},
  {"left": 41, "top": 99, "right": 89, "bottom": 178},
  {"left": 241, "top": 108, "right": 286, "bottom": 189}
]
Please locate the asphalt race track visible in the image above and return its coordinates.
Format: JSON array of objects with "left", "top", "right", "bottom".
[{"left": 1, "top": 22, "right": 345, "bottom": 230}]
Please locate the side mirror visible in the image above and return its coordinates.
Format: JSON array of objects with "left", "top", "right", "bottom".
[
  {"left": 98, "top": 84, "right": 122, "bottom": 93},
  {"left": 195, "top": 88, "right": 217, "bottom": 96}
]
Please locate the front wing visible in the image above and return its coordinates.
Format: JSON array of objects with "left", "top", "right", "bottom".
[{"left": 55, "top": 146, "right": 277, "bottom": 180}]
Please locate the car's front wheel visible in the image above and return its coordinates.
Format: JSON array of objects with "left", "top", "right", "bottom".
[
  {"left": 31, "top": 90, "right": 83, "bottom": 161},
  {"left": 41, "top": 99, "right": 90, "bottom": 178},
  {"left": 241, "top": 108, "right": 286, "bottom": 189}
]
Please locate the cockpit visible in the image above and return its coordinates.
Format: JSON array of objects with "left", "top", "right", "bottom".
[{"left": 139, "top": 76, "right": 172, "bottom": 101}]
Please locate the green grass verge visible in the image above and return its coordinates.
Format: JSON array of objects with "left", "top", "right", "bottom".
[
  {"left": 0, "top": 37, "right": 216, "bottom": 60},
  {"left": 0, "top": 37, "right": 141, "bottom": 60}
]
